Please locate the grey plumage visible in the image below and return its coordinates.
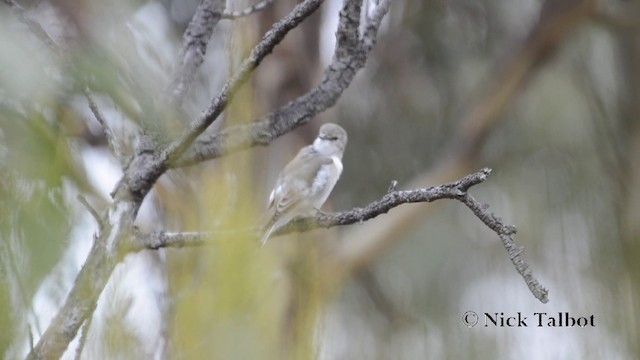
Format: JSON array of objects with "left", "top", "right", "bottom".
[{"left": 261, "top": 123, "right": 347, "bottom": 244}]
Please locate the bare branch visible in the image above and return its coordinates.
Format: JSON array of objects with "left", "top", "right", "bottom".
[
  {"left": 222, "top": 0, "right": 274, "bottom": 20},
  {"left": 132, "top": 231, "right": 212, "bottom": 251},
  {"left": 173, "top": 0, "right": 390, "bottom": 167},
  {"left": 361, "top": 0, "right": 391, "bottom": 52},
  {"left": 387, "top": 180, "right": 398, "bottom": 193},
  {"left": 131, "top": 168, "right": 548, "bottom": 303},
  {"left": 73, "top": 317, "right": 92, "bottom": 360},
  {"left": 165, "top": 0, "right": 226, "bottom": 108},
  {"left": 76, "top": 194, "right": 104, "bottom": 230},
  {"left": 6, "top": 0, "right": 62, "bottom": 55},
  {"left": 457, "top": 184, "right": 550, "bottom": 304},
  {"left": 84, "top": 88, "right": 128, "bottom": 166}
]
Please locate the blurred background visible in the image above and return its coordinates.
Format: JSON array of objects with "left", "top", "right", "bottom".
[{"left": 1, "top": 0, "right": 638, "bottom": 359}]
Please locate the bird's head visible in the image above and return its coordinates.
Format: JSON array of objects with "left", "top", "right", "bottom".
[{"left": 313, "top": 123, "right": 348, "bottom": 157}]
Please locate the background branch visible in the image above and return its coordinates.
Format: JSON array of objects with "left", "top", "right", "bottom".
[
  {"left": 165, "top": 0, "right": 226, "bottom": 108},
  {"left": 84, "top": 88, "right": 128, "bottom": 166}
]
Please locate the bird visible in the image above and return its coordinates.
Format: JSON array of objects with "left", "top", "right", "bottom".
[{"left": 260, "top": 123, "right": 348, "bottom": 245}]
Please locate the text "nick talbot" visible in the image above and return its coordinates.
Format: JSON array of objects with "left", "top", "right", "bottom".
[{"left": 484, "top": 312, "right": 595, "bottom": 328}]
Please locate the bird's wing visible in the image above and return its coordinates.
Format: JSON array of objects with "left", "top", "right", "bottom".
[
  {"left": 269, "top": 150, "right": 333, "bottom": 216},
  {"left": 262, "top": 148, "right": 334, "bottom": 245}
]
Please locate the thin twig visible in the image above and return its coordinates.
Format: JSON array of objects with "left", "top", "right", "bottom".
[
  {"left": 28, "top": 326, "right": 34, "bottom": 352},
  {"left": 84, "top": 88, "right": 128, "bottom": 166},
  {"left": 7, "top": 0, "right": 63, "bottom": 55},
  {"left": 387, "top": 180, "right": 398, "bottom": 193},
  {"left": 456, "top": 182, "right": 549, "bottom": 303},
  {"left": 77, "top": 194, "right": 104, "bottom": 229},
  {"left": 74, "top": 316, "right": 93, "bottom": 360}
]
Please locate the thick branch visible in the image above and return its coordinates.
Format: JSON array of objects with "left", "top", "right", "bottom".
[
  {"left": 173, "top": 0, "right": 391, "bottom": 167},
  {"left": 133, "top": 168, "right": 548, "bottom": 303},
  {"left": 26, "top": 198, "right": 137, "bottom": 360}
]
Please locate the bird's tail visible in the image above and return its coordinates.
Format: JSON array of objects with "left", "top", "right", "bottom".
[
  {"left": 260, "top": 211, "right": 280, "bottom": 245},
  {"left": 260, "top": 224, "right": 275, "bottom": 245}
]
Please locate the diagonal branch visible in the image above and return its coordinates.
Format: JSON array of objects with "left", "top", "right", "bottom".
[
  {"left": 84, "top": 88, "right": 128, "bottom": 166},
  {"left": 165, "top": 0, "right": 226, "bottom": 108},
  {"left": 131, "top": 168, "right": 548, "bottom": 303},
  {"left": 173, "top": 0, "right": 392, "bottom": 167},
  {"left": 457, "top": 182, "right": 549, "bottom": 303}
]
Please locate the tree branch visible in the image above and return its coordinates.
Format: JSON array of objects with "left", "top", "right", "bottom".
[
  {"left": 132, "top": 231, "right": 211, "bottom": 251},
  {"left": 456, "top": 182, "right": 549, "bottom": 303},
  {"left": 165, "top": 0, "right": 226, "bottom": 108},
  {"left": 6, "top": 0, "right": 63, "bottom": 56},
  {"left": 84, "top": 88, "right": 128, "bottom": 166},
  {"left": 173, "top": 0, "right": 392, "bottom": 167},
  {"left": 131, "top": 168, "right": 548, "bottom": 303},
  {"left": 76, "top": 194, "right": 104, "bottom": 230}
]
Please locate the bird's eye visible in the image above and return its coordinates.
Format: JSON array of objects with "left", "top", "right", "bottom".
[{"left": 321, "top": 135, "right": 338, "bottom": 141}]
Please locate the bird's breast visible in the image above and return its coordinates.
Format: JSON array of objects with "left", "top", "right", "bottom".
[{"left": 310, "top": 156, "right": 343, "bottom": 208}]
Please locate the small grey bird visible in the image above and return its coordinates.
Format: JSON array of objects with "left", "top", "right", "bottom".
[{"left": 261, "top": 123, "right": 348, "bottom": 245}]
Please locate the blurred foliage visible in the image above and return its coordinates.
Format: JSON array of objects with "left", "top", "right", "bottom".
[{"left": 0, "top": 107, "right": 78, "bottom": 318}]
